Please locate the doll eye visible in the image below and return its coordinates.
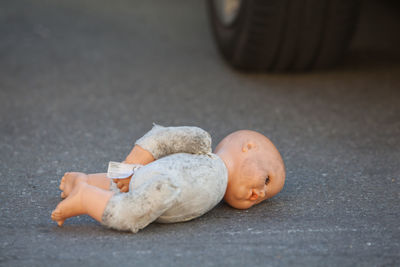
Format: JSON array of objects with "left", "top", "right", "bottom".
[{"left": 265, "top": 176, "right": 270, "bottom": 185}]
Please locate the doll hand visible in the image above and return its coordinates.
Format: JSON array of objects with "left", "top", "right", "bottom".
[{"left": 113, "top": 177, "right": 131, "bottom": 193}]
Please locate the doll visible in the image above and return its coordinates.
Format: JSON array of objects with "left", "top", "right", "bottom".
[{"left": 51, "top": 124, "right": 285, "bottom": 233}]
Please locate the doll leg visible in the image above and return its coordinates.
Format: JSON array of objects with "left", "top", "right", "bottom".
[
  {"left": 52, "top": 180, "right": 113, "bottom": 226},
  {"left": 59, "top": 145, "right": 156, "bottom": 197},
  {"left": 52, "top": 174, "right": 180, "bottom": 232},
  {"left": 101, "top": 174, "right": 181, "bottom": 233},
  {"left": 59, "top": 172, "right": 111, "bottom": 199}
]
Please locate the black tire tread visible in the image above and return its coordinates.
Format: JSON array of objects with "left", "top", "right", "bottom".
[{"left": 207, "top": 0, "right": 361, "bottom": 71}]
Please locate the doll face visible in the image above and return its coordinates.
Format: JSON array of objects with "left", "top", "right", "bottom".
[
  {"left": 215, "top": 130, "right": 285, "bottom": 209},
  {"left": 223, "top": 143, "right": 271, "bottom": 209}
]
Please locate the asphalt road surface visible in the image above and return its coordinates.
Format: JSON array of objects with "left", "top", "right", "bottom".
[{"left": 1, "top": 0, "right": 399, "bottom": 266}]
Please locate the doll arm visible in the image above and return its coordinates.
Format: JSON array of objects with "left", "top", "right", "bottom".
[
  {"left": 113, "top": 124, "right": 211, "bottom": 193},
  {"left": 135, "top": 124, "right": 212, "bottom": 159},
  {"left": 124, "top": 145, "right": 155, "bottom": 165},
  {"left": 112, "top": 145, "right": 156, "bottom": 193}
]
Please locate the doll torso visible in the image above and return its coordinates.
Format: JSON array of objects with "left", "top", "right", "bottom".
[
  {"left": 130, "top": 152, "right": 228, "bottom": 223},
  {"left": 103, "top": 125, "right": 228, "bottom": 232}
]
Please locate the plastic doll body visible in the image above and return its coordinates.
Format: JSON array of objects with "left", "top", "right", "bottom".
[{"left": 51, "top": 125, "right": 285, "bottom": 232}]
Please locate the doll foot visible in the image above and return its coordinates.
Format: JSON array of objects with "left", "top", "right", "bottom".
[
  {"left": 52, "top": 181, "right": 87, "bottom": 226},
  {"left": 59, "top": 172, "right": 88, "bottom": 199}
]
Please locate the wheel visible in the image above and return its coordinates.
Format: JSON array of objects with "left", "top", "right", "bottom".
[{"left": 207, "top": 0, "right": 361, "bottom": 71}]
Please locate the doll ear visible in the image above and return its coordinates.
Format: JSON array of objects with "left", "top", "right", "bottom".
[{"left": 242, "top": 142, "right": 256, "bottom": 152}]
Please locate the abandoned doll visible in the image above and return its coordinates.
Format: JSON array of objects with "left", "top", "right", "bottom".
[{"left": 51, "top": 124, "right": 285, "bottom": 233}]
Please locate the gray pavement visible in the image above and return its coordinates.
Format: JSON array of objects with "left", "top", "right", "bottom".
[{"left": 0, "top": 0, "right": 399, "bottom": 266}]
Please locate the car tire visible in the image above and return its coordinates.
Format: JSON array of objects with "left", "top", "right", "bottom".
[{"left": 207, "top": 0, "right": 361, "bottom": 71}]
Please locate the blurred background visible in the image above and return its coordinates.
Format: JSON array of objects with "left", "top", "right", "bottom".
[{"left": 0, "top": 0, "right": 399, "bottom": 266}]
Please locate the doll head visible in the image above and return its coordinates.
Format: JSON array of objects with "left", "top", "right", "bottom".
[{"left": 215, "top": 130, "right": 285, "bottom": 209}]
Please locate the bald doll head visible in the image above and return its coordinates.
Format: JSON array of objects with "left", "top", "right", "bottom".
[{"left": 215, "top": 130, "right": 285, "bottom": 209}]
